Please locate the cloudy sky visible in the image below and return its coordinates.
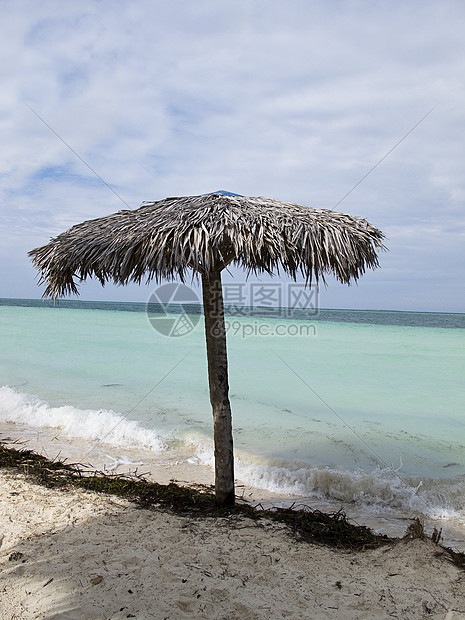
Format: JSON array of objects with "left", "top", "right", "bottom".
[{"left": 1, "top": 0, "right": 464, "bottom": 312}]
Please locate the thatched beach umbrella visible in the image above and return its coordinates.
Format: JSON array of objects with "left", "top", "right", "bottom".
[{"left": 29, "top": 191, "right": 385, "bottom": 506}]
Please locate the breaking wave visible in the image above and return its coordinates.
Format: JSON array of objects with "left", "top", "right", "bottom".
[
  {"left": 0, "top": 386, "right": 165, "bottom": 452},
  {"left": 1, "top": 386, "right": 464, "bottom": 525}
]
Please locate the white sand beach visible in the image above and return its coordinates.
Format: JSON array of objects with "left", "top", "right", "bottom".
[
  {"left": 1, "top": 469, "right": 464, "bottom": 620},
  {"left": 2, "top": 421, "right": 465, "bottom": 550}
]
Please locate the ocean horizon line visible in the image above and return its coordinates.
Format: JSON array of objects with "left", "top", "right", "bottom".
[{"left": 1, "top": 296, "right": 464, "bottom": 317}]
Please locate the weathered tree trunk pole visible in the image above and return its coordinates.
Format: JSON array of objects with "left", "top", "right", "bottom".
[{"left": 202, "top": 266, "right": 235, "bottom": 506}]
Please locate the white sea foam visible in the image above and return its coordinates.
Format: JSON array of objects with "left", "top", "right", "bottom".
[
  {"left": 180, "top": 430, "right": 465, "bottom": 521},
  {"left": 1, "top": 385, "right": 463, "bottom": 526},
  {"left": 103, "top": 455, "right": 145, "bottom": 472},
  {"left": 0, "top": 386, "right": 165, "bottom": 452},
  {"left": 237, "top": 461, "right": 465, "bottom": 524}
]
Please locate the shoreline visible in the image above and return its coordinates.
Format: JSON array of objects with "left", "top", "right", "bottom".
[
  {"left": 1, "top": 421, "right": 464, "bottom": 553},
  {"left": 1, "top": 468, "right": 464, "bottom": 619}
]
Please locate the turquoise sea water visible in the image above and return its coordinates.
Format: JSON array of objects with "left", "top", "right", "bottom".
[{"left": 1, "top": 298, "right": 464, "bottom": 544}]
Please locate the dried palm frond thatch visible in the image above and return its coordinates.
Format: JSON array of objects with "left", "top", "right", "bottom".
[
  {"left": 29, "top": 193, "right": 385, "bottom": 299},
  {"left": 29, "top": 191, "right": 386, "bottom": 506}
]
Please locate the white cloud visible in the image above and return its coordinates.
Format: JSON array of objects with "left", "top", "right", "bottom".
[{"left": 0, "top": 0, "right": 464, "bottom": 311}]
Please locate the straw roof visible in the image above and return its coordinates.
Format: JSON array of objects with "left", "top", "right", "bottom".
[{"left": 29, "top": 192, "right": 385, "bottom": 298}]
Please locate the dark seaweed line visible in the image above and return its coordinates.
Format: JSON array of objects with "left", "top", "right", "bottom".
[{"left": 1, "top": 441, "right": 463, "bottom": 567}]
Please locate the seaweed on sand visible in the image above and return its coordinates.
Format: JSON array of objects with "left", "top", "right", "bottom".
[{"left": 1, "top": 440, "right": 463, "bottom": 566}]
